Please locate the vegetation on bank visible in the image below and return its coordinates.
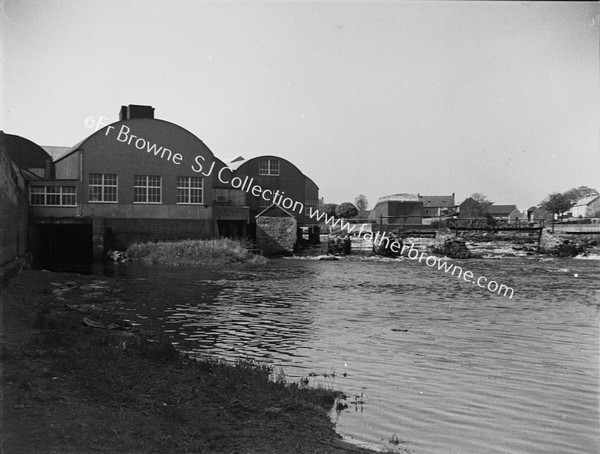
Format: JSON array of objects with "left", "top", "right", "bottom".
[
  {"left": 126, "top": 238, "right": 267, "bottom": 266},
  {"left": 2, "top": 271, "right": 376, "bottom": 453}
]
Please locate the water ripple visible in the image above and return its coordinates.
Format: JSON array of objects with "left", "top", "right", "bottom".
[{"left": 112, "top": 257, "right": 599, "bottom": 454}]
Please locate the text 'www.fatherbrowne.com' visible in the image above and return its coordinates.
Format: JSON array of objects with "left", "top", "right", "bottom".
[{"left": 307, "top": 207, "right": 515, "bottom": 299}]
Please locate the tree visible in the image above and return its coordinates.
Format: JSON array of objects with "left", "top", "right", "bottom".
[
  {"left": 541, "top": 193, "right": 573, "bottom": 220},
  {"left": 564, "top": 186, "right": 599, "bottom": 204},
  {"left": 470, "top": 193, "right": 493, "bottom": 208},
  {"left": 322, "top": 203, "right": 338, "bottom": 217},
  {"left": 355, "top": 194, "right": 368, "bottom": 211},
  {"left": 335, "top": 202, "right": 359, "bottom": 219}
]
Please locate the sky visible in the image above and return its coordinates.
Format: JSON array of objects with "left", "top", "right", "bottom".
[{"left": 2, "top": 0, "right": 599, "bottom": 210}]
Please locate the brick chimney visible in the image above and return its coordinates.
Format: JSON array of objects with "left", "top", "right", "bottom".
[{"left": 119, "top": 105, "right": 155, "bottom": 120}]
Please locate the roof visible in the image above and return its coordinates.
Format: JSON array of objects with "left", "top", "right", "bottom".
[
  {"left": 418, "top": 195, "right": 455, "bottom": 208},
  {"left": 508, "top": 209, "right": 527, "bottom": 217},
  {"left": 486, "top": 204, "right": 518, "bottom": 215},
  {"left": 459, "top": 197, "right": 479, "bottom": 206},
  {"left": 42, "top": 146, "right": 71, "bottom": 161},
  {"left": 225, "top": 155, "right": 247, "bottom": 171},
  {"left": 233, "top": 155, "right": 319, "bottom": 190},
  {"left": 573, "top": 195, "right": 600, "bottom": 206},
  {"left": 255, "top": 203, "right": 295, "bottom": 218},
  {"left": 1, "top": 132, "right": 52, "bottom": 169},
  {"left": 376, "top": 193, "right": 419, "bottom": 203},
  {"left": 55, "top": 117, "right": 213, "bottom": 164},
  {"left": 53, "top": 139, "right": 86, "bottom": 163}
]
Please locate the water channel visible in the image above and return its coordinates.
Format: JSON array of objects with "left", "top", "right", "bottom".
[{"left": 94, "top": 253, "right": 599, "bottom": 453}]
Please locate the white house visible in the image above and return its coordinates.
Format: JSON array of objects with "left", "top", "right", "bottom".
[{"left": 570, "top": 195, "right": 600, "bottom": 218}]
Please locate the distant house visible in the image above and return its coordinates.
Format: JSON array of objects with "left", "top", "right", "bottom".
[
  {"left": 368, "top": 194, "right": 423, "bottom": 225},
  {"left": 570, "top": 195, "right": 600, "bottom": 218},
  {"left": 486, "top": 205, "right": 518, "bottom": 221},
  {"left": 507, "top": 209, "right": 527, "bottom": 224},
  {"left": 458, "top": 197, "right": 485, "bottom": 219},
  {"left": 418, "top": 193, "right": 456, "bottom": 218},
  {"left": 527, "top": 206, "right": 553, "bottom": 223}
]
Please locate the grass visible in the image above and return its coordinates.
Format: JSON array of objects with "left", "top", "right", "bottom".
[{"left": 126, "top": 238, "right": 267, "bottom": 266}]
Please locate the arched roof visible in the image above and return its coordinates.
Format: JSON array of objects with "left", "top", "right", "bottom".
[
  {"left": 2, "top": 132, "right": 52, "bottom": 169},
  {"left": 55, "top": 118, "right": 222, "bottom": 165},
  {"left": 234, "top": 155, "right": 318, "bottom": 187},
  {"left": 376, "top": 193, "right": 419, "bottom": 204}
]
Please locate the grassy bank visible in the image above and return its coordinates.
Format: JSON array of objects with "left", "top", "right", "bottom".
[
  {"left": 2, "top": 270, "right": 375, "bottom": 453},
  {"left": 126, "top": 238, "right": 267, "bottom": 266}
]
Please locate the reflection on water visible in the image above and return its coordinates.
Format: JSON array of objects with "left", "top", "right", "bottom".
[{"left": 103, "top": 256, "right": 598, "bottom": 454}]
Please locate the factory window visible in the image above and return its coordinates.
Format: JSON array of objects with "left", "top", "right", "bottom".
[
  {"left": 177, "top": 176, "right": 203, "bottom": 204},
  {"left": 89, "top": 173, "right": 117, "bottom": 202},
  {"left": 258, "top": 159, "right": 279, "bottom": 176},
  {"left": 134, "top": 175, "right": 162, "bottom": 203},
  {"left": 30, "top": 186, "right": 77, "bottom": 206}
]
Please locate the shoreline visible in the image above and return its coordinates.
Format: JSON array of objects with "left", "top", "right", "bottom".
[{"left": 1, "top": 269, "right": 378, "bottom": 454}]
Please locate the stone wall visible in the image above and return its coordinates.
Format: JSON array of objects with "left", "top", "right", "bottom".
[
  {"left": 255, "top": 217, "right": 297, "bottom": 256},
  {"left": 0, "top": 141, "right": 28, "bottom": 266},
  {"left": 105, "top": 218, "right": 218, "bottom": 251}
]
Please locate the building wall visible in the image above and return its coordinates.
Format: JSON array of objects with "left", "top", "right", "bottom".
[
  {"left": 458, "top": 198, "right": 484, "bottom": 218},
  {"left": 0, "top": 142, "right": 28, "bottom": 266},
  {"left": 303, "top": 178, "right": 319, "bottom": 222},
  {"left": 74, "top": 119, "right": 224, "bottom": 213},
  {"left": 105, "top": 218, "right": 217, "bottom": 248},
  {"left": 586, "top": 198, "right": 600, "bottom": 217},
  {"left": 55, "top": 151, "right": 80, "bottom": 179},
  {"left": 44, "top": 118, "right": 251, "bottom": 252},
  {"left": 371, "top": 200, "right": 423, "bottom": 225},
  {"left": 49, "top": 118, "right": 251, "bottom": 242},
  {"left": 234, "top": 156, "right": 317, "bottom": 225}
]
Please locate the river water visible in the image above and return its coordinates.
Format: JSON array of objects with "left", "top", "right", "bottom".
[{"left": 99, "top": 253, "right": 599, "bottom": 454}]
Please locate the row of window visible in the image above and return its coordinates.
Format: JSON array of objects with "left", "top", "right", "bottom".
[
  {"left": 30, "top": 186, "right": 77, "bottom": 206},
  {"left": 30, "top": 175, "right": 204, "bottom": 206},
  {"left": 88, "top": 174, "right": 203, "bottom": 204}
]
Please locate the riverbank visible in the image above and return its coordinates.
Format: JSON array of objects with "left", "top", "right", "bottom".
[
  {"left": 126, "top": 238, "right": 267, "bottom": 266},
  {"left": 1, "top": 270, "right": 376, "bottom": 453}
]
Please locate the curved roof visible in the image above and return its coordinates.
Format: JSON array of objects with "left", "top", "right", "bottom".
[
  {"left": 55, "top": 118, "right": 218, "bottom": 164},
  {"left": 376, "top": 193, "right": 419, "bottom": 203},
  {"left": 234, "top": 155, "right": 319, "bottom": 189},
  {"left": 2, "top": 133, "right": 52, "bottom": 169}
]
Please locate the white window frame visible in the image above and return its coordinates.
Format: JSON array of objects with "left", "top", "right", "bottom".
[
  {"left": 30, "top": 186, "right": 77, "bottom": 206},
  {"left": 89, "top": 173, "right": 118, "bottom": 203},
  {"left": 177, "top": 176, "right": 204, "bottom": 204},
  {"left": 258, "top": 159, "right": 280, "bottom": 176},
  {"left": 134, "top": 175, "right": 162, "bottom": 204}
]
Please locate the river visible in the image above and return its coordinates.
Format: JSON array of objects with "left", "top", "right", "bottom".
[{"left": 95, "top": 253, "right": 598, "bottom": 454}]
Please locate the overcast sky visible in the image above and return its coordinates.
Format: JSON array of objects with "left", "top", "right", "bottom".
[{"left": 2, "top": 0, "right": 599, "bottom": 209}]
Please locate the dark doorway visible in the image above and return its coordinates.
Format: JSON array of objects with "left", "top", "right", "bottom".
[
  {"left": 31, "top": 223, "right": 93, "bottom": 271},
  {"left": 217, "top": 220, "right": 248, "bottom": 239}
]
